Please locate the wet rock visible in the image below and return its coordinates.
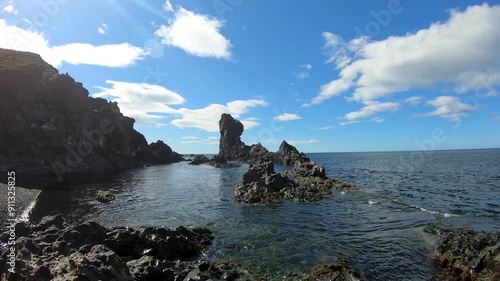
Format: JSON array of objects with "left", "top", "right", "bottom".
[
  {"left": 189, "top": 155, "right": 210, "bottom": 165},
  {"left": 96, "top": 190, "right": 116, "bottom": 203},
  {"left": 0, "top": 215, "right": 223, "bottom": 281},
  {"left": 209, "top": 155, "right": 228, "bottom": 168},
  {"left": 431, "top": 229, "right": 500, "bottom": 281},
  {"left": 301, "top": 259, "right": 364, "bottom": 281},
  {"left": 276, "top": 141, "right": 309, "bottom": 166}
]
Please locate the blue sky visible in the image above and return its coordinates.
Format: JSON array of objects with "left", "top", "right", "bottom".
[{"left": 1, "top": 0, "right": 500, "bottom": 153}]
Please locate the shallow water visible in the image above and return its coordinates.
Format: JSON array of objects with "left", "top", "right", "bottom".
[{"left": 30, "top": 149, "right": 500, "bottom": 280}]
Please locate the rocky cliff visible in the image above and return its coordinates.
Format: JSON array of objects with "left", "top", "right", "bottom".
[{"left": 0, "top": 48, "right": 182, "bottom": 187}]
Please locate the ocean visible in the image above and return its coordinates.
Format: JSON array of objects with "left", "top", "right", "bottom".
[{"left": 28, "top": 149, "right": 500, "bottom": 280}]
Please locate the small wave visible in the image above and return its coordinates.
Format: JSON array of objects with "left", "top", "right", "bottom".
[
  {"left": 340, "top": 191, "right": 346, "bottom": 195},
  {"left": 368, "top": 200, "right": 380, "bottom": 205},
  {"left": 19, "top": 200, "right": 37, "bottom": 223},
  {"left": 418, "top": 207, "right": 458, "bottom": 218}
]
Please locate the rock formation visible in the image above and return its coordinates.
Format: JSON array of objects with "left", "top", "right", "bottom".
[
  {"left": 431, "top": 229, "right": 500, "bottom": 281},
  {"left": 217, "top": 113, "right": 355, "bottom": 203},
  {"left": 0, "top": 48, "right": 183, "bottom": 187},
  {"left": 0, "top": 215, "right": 247, "bottom": 281},
  {"left": 218, "top": 113, "right": 251, "bottom": 160},
  {"left": 301, "top": 259, "right": 364, "bottom": 281}
]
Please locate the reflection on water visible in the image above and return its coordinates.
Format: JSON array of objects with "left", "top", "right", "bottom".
[{"left": 31, "top": 150, "right": 500, "bottom": 280}]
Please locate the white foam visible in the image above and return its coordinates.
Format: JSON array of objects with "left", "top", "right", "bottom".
[
  {"left": 368, "top": 199, "right": 380, "bottom": 205},
  {"left": 419, "top": 207, "right": 458, "bottom": 217}
]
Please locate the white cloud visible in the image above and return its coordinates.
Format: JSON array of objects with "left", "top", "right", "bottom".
[
  {"left": 288, "top": 139, "right": 318, "bottom": 145},
  {"left": 182, "top": 140, "right": 201, "bottom": 144},
  {"left": 338, "top": 120, "right": 361, "bottom": 126},
  {"left": 301, "top": 64, "right": 312, "bottom": 70},
  {"left": 182, "top": 136, "right": 199, "bottom": 139},
  {"left": 273, "top": 113, "right": 302, "bottom": 121},
  {"left": 155, "top": 7, "right": 231, "bottom": 59},
  {"left": 296, "top": 72, "right": 309, "bottom": 79},
  {"left": 416, "top": 96, "right": 477, "bottom": 122},
  {"left": 171, "top": 99, "right": 267, "bottom": 132},
  {"left": 491, "top": 116, "right": 500, "bottom": 122},
  {"left": 316, "top": 126, "right": 335, "bottom": 130},
  {"left": 345, "top": 102, "right": 400, "bottom": 121},
  {"left": 310, "top": 4, "right": 500, "bottom": 119},
  {"left": 52, "top": 43, "right": 145, "bottom": 67},
  {"left": 0, "top": 19, "right": 146, "bottom": 68},
  {"left": 405, "top": 96, "right": 423, "bottom": 106},
  {"left": 164, "top": 0, "right": 173, "bottom": 12},
  {"left": 98, "top": 23, "right": 108, "bottom": 35},
  {"left": 93, "top": 80, "right": 185, "bottom": 124},
  {"left": 3, "top": 4, "right": 17, "bottom": 14}
]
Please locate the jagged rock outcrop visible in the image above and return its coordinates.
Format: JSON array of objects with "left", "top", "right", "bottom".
[
  {"left": 235, "top": 158, "right": 355, "bottom": 204},
  {"left": 0, "top": 215, "right": 248, "bottom": 281},
  {"left": 216, "top": 113, "right": 356, "bottom": 203},
  {"left": 218, "top": 113, "right": 251, "bottom": 160},
  {"left": 0, "top": 48, "right": 182, "bottom": 187},
  {"left": 431, "top": 229, "right": 500, "bottom": 281}
]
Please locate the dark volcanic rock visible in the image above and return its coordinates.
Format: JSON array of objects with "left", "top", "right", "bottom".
[
  {"left": 301, "top": 259, "right": 364, "bottom": 281},
  {"left": 0, "top": 48, "right": 182, "bottom": 187},
  {"left": 209, "top": 155, "right": 228, "bottom": 168},
  {"left": 189, "top": 155, "right": 210, "bottom": 165},
  {"left": 0, "top": 215, "right": 250, "bottom": 281},
  {"left": 431, "top": 229, "right": 500, "bottom": 281},
  {"left": 276, "top": 141, "right": 309, "bottom": 165},
  {"left": 218, "top": 113, "right": 251, "bottom": 160}
]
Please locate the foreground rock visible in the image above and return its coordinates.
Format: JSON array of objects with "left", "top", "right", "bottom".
[
  {"left": 301, "top": 259, "right": 364, "bottom": 281},
  {"left": 0, "top": 215, "right": 247, "bottom": 281},
  {"left": 0, "top": 48, "right": 182, "bottom": 188},
  {"left": 234, "top": 159, "right": 355, "bottom": 204},
  {"left": 431, "top": 229, "right": 500, "bottom": 281}
]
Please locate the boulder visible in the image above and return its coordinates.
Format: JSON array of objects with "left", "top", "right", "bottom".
[
  {"left": 302, "top": 259, "right": 364, "bottom": 281},
  {"left": 189, "top": 155, "right": 210, "bottom": 165}
]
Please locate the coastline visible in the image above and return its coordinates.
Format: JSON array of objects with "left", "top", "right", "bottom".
[{"left": 0, "top": 183, "right": 40, "bottom": 230}]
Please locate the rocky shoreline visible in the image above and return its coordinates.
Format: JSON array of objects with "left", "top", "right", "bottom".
[
  {"left": 431, "top": 229, "right": 500, "bottom": 281},
  {"left": 0, "top": 215, "right": 368, "bottom": 281}
]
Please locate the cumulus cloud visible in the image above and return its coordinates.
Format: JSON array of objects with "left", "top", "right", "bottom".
[
  {"left": 0, "top": 19, "right": 146, "bottom": 68},
  {"left": 155, "top": 7, "right": 231, "bottom": 59},
  {"left": 171, "top": 99, "right": 268, "bottom": 132},
  {"left": 98, "top": 23, "right": 108, "bottom": 35},
  {"left": 2, "top": 3, "right": 17, "bottom": 14},
  {"left": 288, "top": 139, "right": 318, "bottom": 145},
  {"left": 301, "top": 64, "right": 312, "bottom": 70},
  {"left": 93, "top": 80, "right": 185, "bottom": 123},
  {"left": 415, "top": 96, "right": 477, "bottom": 122},
  {"left": 310, "top": 4, "right": 500, "bottom": 121},
  {"left": 273, "top": 113, "right": 302, "bottom": 121}
]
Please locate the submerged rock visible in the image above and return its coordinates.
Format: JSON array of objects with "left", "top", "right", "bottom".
[
  {"left": 431, "top": 229, "right": 500, "bottom": 281},
  {"left": 96, "top": 190, "right": 116, "bottom": 203},
  {"left": 301, "top": 259, "right": 364, "bottom": 281}
]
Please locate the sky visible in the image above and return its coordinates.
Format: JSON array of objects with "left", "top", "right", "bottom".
[{"left": 1, "top": 0, "right": 500, "bottom": 153}]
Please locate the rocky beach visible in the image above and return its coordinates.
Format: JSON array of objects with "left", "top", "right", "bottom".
[{"left": 1, "top": 48, "right": 499, "bottom": 280}]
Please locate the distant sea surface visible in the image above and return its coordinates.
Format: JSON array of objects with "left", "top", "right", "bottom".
[{"left": 30, "top": 149, "right": 500, "bottom": 280}]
